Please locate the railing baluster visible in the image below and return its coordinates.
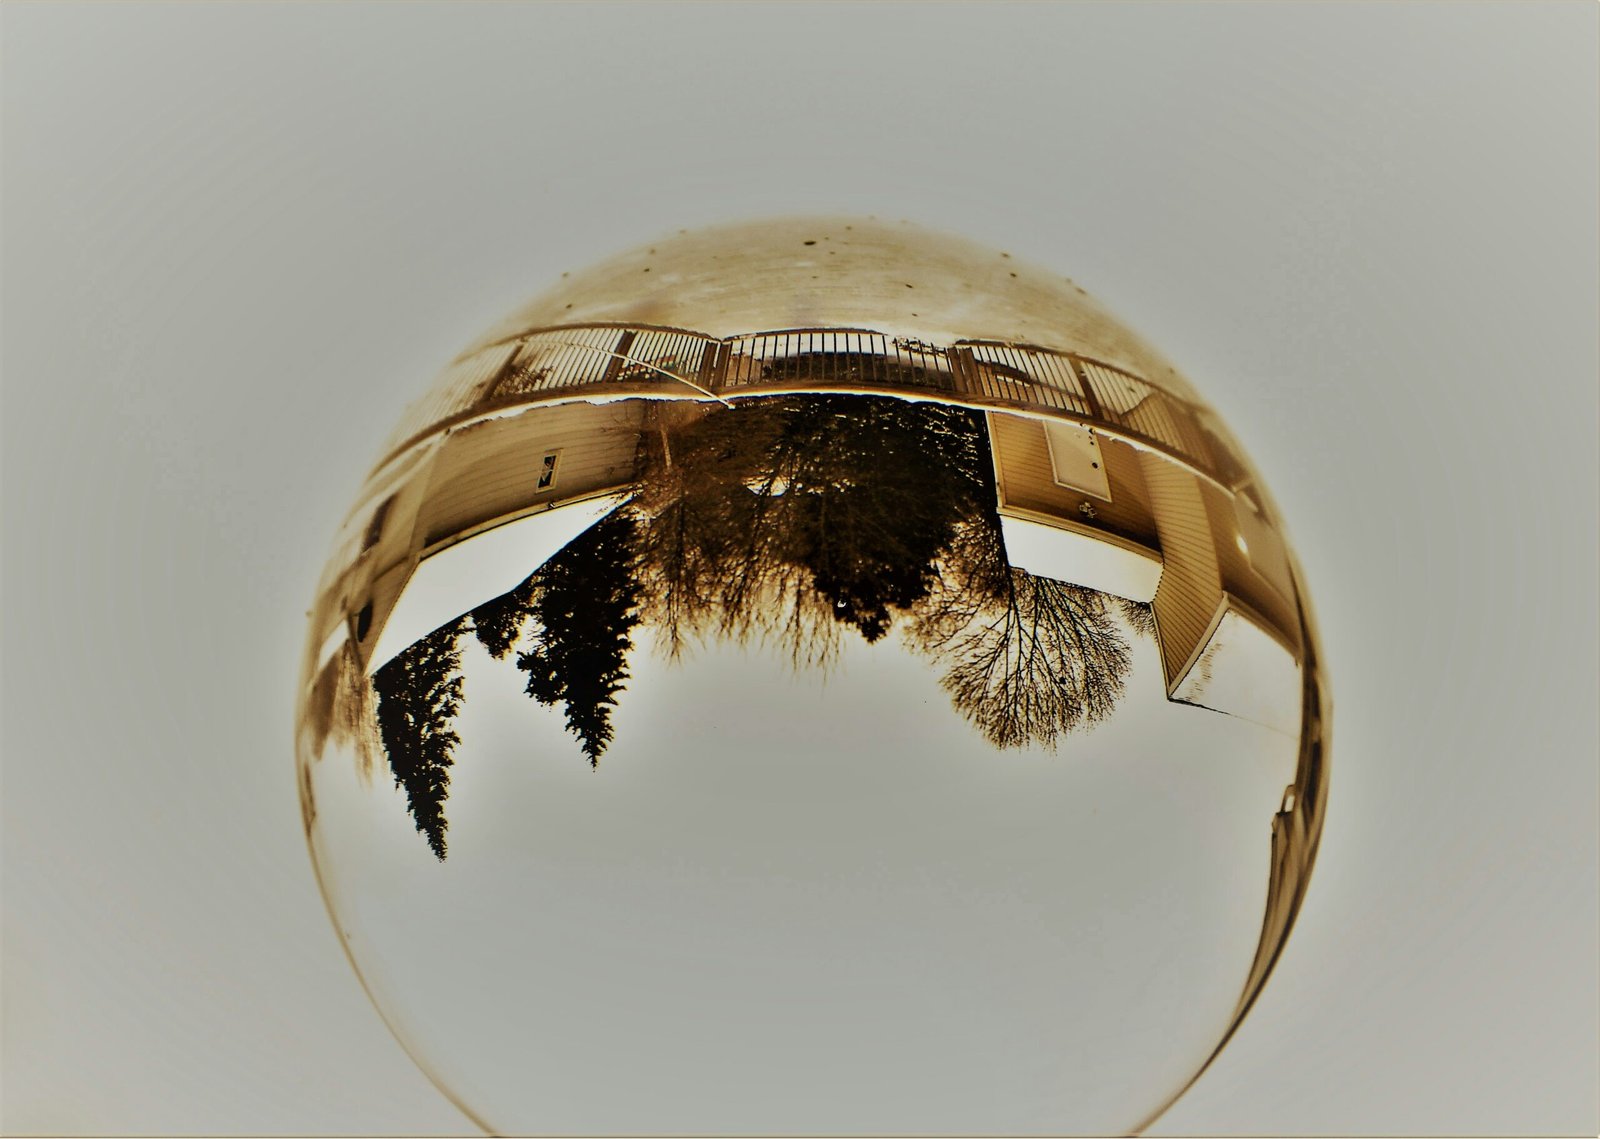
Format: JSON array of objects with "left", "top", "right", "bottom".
[{"left": 374, "top": 322, "right": 1240, "bottom": 491}]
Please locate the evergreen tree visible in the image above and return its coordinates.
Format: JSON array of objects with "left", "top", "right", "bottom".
[
  {"left": 517, "top": 511, "right": 644, "bottom": 765},
  {"left": 373, "top": 617, "right": 468, "bottom": 860},
  {"left": 470, "top": 571, "right": 541, "bottom": 659}
]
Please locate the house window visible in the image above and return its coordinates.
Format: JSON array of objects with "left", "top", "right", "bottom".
[{"left": 536, "top": 449, "right": 561, "bottom": 492}]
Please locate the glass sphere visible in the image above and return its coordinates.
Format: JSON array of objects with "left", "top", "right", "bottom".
[{"left": 296, "top": 218, "right": 1328, "bottom": 1136}]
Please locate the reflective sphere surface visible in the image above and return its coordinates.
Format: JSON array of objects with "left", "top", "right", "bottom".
[{"left": 297, "top": 219, "right": 1328, "bottom": 1136}]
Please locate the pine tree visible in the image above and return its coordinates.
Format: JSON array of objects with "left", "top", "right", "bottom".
[
  {"left": 517, "top": 512, "right": 643, "bottom": 766},
  {"left": 470, "top": 571, "right": 541, "bottom": 659},
  {"left": 373, "top": 618, "right": 468, "bottom": 859}
]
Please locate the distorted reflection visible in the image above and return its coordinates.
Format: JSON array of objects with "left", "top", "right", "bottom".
[
  {"left": 338, "top": 395, "right": 1164, "bottom": 859},
  {"left": 296, "top": 223, "right": 1328, "bottom": 1137},
  {"left": 303, "top": 337, "right": 1309, "bottom": 865}
]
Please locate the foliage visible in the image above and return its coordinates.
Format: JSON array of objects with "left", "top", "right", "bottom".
[
  {"left": 516, "top": 511, "right": 643, "bottom": 766},
  {"left": 373, "top": 618, "right": 468, "bottom": 860}
]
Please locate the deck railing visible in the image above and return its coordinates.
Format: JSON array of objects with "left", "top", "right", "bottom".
[{"left": 377, "top": 323, "right": 1254, "bottom": 492}]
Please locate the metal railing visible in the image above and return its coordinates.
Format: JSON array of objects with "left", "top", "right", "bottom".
[{"left": 376, "top": 323, "right": 1253, "bottom": 492}]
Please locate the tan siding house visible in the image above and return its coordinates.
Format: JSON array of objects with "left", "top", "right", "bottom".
[
  {"left": 1139, "top": 453, "right": 1225, "bottom": 687},
  {"left": 986, "top": 411, "right": 1164, "bottom": 603}
]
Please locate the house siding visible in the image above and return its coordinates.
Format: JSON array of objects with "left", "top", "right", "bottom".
[
  {"left": 416, "top": 402, "right": 646, "bottom": 551},
  {"left": 1140, "top": 451, "right": 1225, "bottom": 691},
  {"left": 987, "top": 412, "right": 1160, "bottom": 555}
]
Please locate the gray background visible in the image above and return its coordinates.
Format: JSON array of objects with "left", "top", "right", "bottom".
[{"left": 2, "top": 2, "right": 1595, "bottom": 1135}]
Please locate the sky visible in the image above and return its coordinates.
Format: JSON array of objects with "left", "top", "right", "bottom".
[
  {"left": 309, "top": 611, "right": 1296, "bottom": 1135},
  {"left": 2, "top": 3, "right": 1596, "bottom": 1136}
]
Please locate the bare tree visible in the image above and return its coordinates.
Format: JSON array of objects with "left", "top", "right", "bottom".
[
  {"left": 1113, "top": 597, "right": 1157, "bottom": 640},
  {"left": 934, "top": 573, "right": 1131, "bottom": 750},
  {"left": 909, "top": 511, "right": 1133, "bottom": 750}
]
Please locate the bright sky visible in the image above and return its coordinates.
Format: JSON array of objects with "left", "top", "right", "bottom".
[{"left": 308, "top": 607, "right": 1298, "bottom": 1135}]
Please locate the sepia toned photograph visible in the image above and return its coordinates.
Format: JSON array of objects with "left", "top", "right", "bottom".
[{"left": 2, "top": 3, "right": 1595, "bottom": 1137}]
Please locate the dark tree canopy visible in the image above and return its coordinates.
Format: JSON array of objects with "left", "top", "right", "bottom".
[
  {"left": 470, "top": 571, "right": 541, "bottom": 659},
  {"left": 629, "top": 401, "right": 777, "bottom": 657},
  {"left": 373, "top": 617, "right": 468, "bottom": 860},
  {"left": 774, "top": 397, "right": 989, "bottom": 643},
  {"left": 630, "top": 395, "right": 993, "bottom": 657},
  {"left": 517, "top": 510, "right": 644, "bottom": 766}
]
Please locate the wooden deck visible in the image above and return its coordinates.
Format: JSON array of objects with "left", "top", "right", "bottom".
[{"left": 372, "top": 322, "right": 1271, "bottom": 501}]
